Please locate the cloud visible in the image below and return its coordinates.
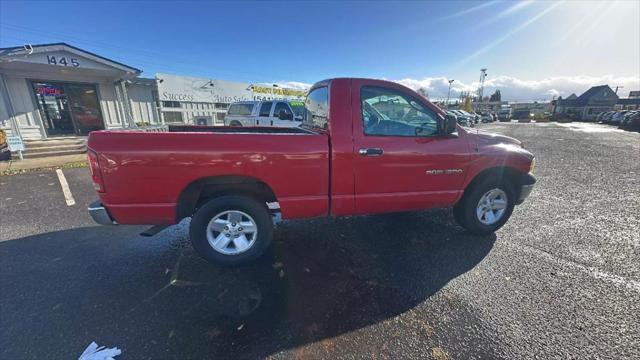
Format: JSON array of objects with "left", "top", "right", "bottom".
[
  {"left": 276, "top": 75, "right": 640, "bottom": 102},
  {"left": 396, "top": 75, "right": 640, "bottom": 101},
  {"left": 273, "top": 81, "right": 312, "bottom": 90}
]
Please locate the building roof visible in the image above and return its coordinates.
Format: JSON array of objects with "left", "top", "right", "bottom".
[
  {"left": 558, "top": 85, "right": 617, "bottom": 107},
  {"left": 0, "top": 42, "right": 141, "bottom": 74},
  {"left": 576, "top": 85, "right": 613, "bottom": 102},
  {"left": 129, "top": 77, "right": 157, "bottom": 86}
]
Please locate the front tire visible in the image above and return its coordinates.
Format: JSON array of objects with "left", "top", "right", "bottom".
[
  {"left": 190, "top": 195, "right": 273, "bottom": 266},
  {"left": 454, "top": 177, "right": 516, "bottom": 235}
]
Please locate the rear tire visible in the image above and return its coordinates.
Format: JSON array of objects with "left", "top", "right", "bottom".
[
  {"left": 454, "top": 176, "right": 516, "bottom": 235},
  {"left": 190, "top": 195, "right": 273, "bottom": 266}
]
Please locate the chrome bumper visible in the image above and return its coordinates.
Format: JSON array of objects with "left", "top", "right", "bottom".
[
  {"left": 88, "top": 200, "right": 117, "bottom": 225},
  {"left": 516, "top": 173, "right": 536, "bottom": 205}
]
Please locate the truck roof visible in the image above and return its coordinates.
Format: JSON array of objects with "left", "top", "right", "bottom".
[{"left": 310, "top": 78, "right": 445, "bottom": 116}]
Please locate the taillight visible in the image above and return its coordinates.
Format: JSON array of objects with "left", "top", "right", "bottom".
[{"left": 87, "top": 150, "right": 105, "bottom": 192}]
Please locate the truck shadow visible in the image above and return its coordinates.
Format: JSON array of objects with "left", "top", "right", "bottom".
[{"left": 0, "top": 209, "right": 495, "bottom": 359}]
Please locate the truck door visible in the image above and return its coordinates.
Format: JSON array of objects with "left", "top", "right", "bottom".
[
  {"left": 350, "top": 79, "right": 470, "bottom": 214},
  {"left": 256, "top": 102, "right": 273, "bottom": 126}
]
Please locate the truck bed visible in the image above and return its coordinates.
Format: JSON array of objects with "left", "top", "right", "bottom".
[{"left": 87, "top": 128, "right": 330, "bottom": 224}]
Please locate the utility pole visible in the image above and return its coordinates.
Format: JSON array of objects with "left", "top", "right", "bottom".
[
  {"left": 477, "top": 68, "right": 487, "bottom": 102},
  {"left": 614, "top": 86, "right": 624, "bottom": 95},
  {"left": 446, "top": 79, "right": 455, "bottom": 107}
]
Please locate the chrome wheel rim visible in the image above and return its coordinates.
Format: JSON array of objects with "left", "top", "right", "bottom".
[
  {"left": 476, "top": 189, "right": 508, "bottom": 225},
  {"left": 206, "top": 210, "right": 258, "bottom": 255}
]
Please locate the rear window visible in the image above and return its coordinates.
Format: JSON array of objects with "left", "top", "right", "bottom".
[
  {"left": 228, "top": 103, "right": 254, "bottom": 116},
  {"left": 303, "top": 87, "right": 328, "bottom": 130}
]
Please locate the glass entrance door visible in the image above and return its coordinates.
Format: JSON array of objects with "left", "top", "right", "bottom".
[
  {"left": 33, "top": 82, "right": 74, "bottom": 136},
  {"left": 32, "top": 81, "right": 105, "bottom": 136}
]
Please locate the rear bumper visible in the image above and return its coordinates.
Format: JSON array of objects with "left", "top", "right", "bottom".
[
  {"left": 88, "top": 200, "right": 117, "bottom": 225},
  {"left": 516, "top": 173, "right": 536, "bottom": 205}
]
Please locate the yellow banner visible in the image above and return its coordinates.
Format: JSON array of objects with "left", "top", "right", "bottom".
[{"left": 251, "top": 86, "right": 307, "bottom": 97}]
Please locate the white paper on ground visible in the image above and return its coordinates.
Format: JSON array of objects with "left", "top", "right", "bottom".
[{"left": 78, "top": 342, "right": 122, "bottom": 360}]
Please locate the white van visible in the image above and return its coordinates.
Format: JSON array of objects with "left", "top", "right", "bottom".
[{"left": 225, "top": 100, "right": 305, "bottom": 127}]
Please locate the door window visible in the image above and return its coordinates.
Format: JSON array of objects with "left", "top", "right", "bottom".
[
  {"left": 361, "top": 86, "right": 439, "bottom": 137},
  {"left": 273, "top": 102, "right": 292, "bottom": 118},
  {"left": 259, "top": 102, "right": 273, "bottom": 117},
  {"left": 66, "top": 84, "right": 104, "bottom": 135},
  {"left": 33, "top": 82, "right": 74, "bottom": 135}
]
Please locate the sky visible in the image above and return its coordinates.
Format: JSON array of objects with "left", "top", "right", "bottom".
[{"left": 1, "top": 0, "right": 638, "bottom": 101}]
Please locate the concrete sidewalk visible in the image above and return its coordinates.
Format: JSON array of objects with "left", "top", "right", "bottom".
[{"left": 0, "top": 153, "right": 87, "bottom": 174}]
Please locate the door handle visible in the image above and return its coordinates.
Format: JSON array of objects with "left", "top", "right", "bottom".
[{"left": 359, "top": 148, "right": 384, "bottom": 156}]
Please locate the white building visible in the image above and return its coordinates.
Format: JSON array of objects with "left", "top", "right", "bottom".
[
  {"left": 156, "top": 72, "right": 306, "bottom": 125},
  {"left": 0, "top": 43, "right": 307, "bottom": 145},
  {"left": 0, "top": 43, "right": 159, "bottom": 140}
]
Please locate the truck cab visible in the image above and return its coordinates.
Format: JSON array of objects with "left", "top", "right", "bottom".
[{"left": 225, "top": 100, "right": 305, "bottom": 127}]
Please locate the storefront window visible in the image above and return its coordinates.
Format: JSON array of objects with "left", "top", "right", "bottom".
[
  {"left": 32, "top": 81, "right": 104, "bottom": 136},
  {"left": 162, "top": 101, "right": 181, "bottom": 108}
]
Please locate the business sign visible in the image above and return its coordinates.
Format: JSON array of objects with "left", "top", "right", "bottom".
[
  {"left": 156, "top": 73, "right": 306, "bottom": 104},
  {"left": 6, "top": 135, "right": 25, "bottom": 152}
]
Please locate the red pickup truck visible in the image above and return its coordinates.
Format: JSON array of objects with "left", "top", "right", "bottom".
[{"left": 87, "top": 78, "right": 535, "bottom": 265}]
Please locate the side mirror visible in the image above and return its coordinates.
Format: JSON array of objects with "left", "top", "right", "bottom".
[
  {"left": 442, "top": 114, "right": 457, "bottom": 134},
  {"left": 278, "top": 110, "right": 293, "bottom": 120}
]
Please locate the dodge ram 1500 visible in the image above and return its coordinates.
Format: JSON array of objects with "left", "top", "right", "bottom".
[{"left": 87, "top": 78, "right": 535, "bottom": 265}]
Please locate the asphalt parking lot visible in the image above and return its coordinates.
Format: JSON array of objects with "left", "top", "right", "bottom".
[{"left": 1, "top": 122, "right": 639, "bottom": 359}]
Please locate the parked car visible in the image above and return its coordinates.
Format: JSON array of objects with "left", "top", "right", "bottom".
[
  {"left": 602, "top": 111, "right": 616, "bottom": 124},
  {"left": 595, "top": 112, "right": 606, "bottom": 122},
  {"left": 225, "top": 100, "right": 305, "bottom": 127},
  {"left": 512, "top": 109, "right": 532, "bottom": 121},
  {"left": 479, "top": 112, "right": 493, "bottom": 123},
  {"left": 86, "top": 78, "right": 536, "bottom": 266},
  {"left": 470, "top": 112, "right": 480, "bottom": 124},
  {"left": 611, "top": 111, "right": 628, "bottom": 125},
  {"left": 620, "top": 111, "right": 639, "bottom": 128},
  {"left": 622, "top": 111, "right": 640, "bottom": 129},
  {"left": 450, "top": 110, "right": 474, "bottom": 127},
  {"left": 498, "top": 108, "right": 512, "bottom": 122}
]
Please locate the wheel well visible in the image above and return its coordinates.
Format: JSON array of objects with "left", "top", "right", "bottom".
[
  {"left": 176, "top": 176, "right": 277, "bottom": 221},
  {"left": 461, "top": 166, "right": 523, "bottom": 201}
]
